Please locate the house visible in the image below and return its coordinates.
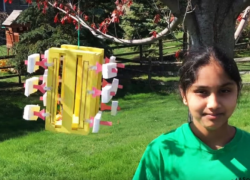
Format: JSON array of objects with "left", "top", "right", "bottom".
[{"left": 2, "top": 10, "right": 29, "bottom": 54}]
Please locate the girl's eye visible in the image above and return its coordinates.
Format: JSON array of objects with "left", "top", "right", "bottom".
[
  {"left": 195, "top": 90, "right": 208, "bottom": 95},
  {"left": 220, "top": 89, "right": 231, "bottom": 93}
]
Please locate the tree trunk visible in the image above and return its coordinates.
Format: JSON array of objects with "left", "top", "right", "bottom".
[{"left": 162, "top": 0, "right": 250, "bottom": 58}]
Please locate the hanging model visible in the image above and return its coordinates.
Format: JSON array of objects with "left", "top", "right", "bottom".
[{"left": 22, "top": 44, "right": 125, "bottom": 134}]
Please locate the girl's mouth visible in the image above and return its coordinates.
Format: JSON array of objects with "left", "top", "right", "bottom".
[{"left": 203, "top": 113, "right": 223, "bottom": 120}]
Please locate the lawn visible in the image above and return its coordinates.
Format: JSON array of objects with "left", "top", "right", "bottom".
[
  {"left": 0, "top": 76, "right": 187, "bottom": 180},
  {"left": 113, "top": 40, "right": 250, "bottom": 64},
  {"left": 0, "top": 45, "right": 8, "bottom": 56},
  {"left": 112, "top": 33, "right": 183, "bottom": 60},
  {"left": 235, "top": 49, "right": 250, "bottom": 58},
  {"left": 1, "top": 73, "right": 250, "bottom": 179}
]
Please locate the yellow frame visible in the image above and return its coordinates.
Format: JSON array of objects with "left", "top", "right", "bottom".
[{"left": 45, "top": 45, "right": 104, "bottom": 135}]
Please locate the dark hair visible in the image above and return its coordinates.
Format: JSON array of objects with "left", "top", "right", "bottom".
[{"left": 179, "top": 47, "right": 242, "bottom": 94}]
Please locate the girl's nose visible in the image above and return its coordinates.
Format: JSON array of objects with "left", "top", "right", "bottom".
[{"left": 207, "top": 93, "right": 221, "bottom": 109}]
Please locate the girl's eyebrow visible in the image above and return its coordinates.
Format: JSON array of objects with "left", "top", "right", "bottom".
[
  {"left": 193, "top": 82, "right": 235, "bottom": 88},
  {"left": 220, "top": 82, "right": 235, "bottom": 87}
]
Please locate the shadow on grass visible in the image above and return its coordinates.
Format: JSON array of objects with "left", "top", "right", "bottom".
[
  {"left": 0, "top": 81, "right": 23, "bottom": 89},
  {"left": 0, "top": 67, "right": 179, "bottom": 141},
  {"left": 115, "top": 64, "right": 179, "bottom": 99},
  {"left": 0, "top": 81, "right": 44, "bottom": 142},
  {"left": 114, "top": 77, "right": 179, "bottom": 99}
]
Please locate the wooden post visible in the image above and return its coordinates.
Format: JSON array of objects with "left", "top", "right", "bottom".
[
  {"left": 18, "top": 69, "right": 21, "bottom": 84},
  {"left": 187, "top": 32, "right": 190, "bottom": 51},
  {"left": 139, "top": 45, "right": 143, "bottom": 66},
  {"left": 183, "top": 28, "right": 188, "bottom": 54},
  {"left": 18, "top": 74, "right": 21, "bottom": 84},
  {"left": 148, "top": 57, "right": 152, "bottom": 85},
  {"left": 159, "top": 39, "right": 163, "bottom": 62}
]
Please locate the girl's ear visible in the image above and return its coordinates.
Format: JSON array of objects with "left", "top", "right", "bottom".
[
  {"left": 183, "top": 98, "right": 187, "bottom": 105},
  {"left": 180, "top": 88, "right": 188, "bottom": 105}
]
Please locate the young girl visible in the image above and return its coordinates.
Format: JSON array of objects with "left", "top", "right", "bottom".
[{"left": 133, "top": 47, "right": 250, "bottom": 180}]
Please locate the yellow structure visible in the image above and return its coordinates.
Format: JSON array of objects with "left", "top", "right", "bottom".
[
  {"left": 0, "top": 59, "right": 8, "bottom": 72},
  {"left": 45, "top": 45, "right": 104, "bottom": 135}
]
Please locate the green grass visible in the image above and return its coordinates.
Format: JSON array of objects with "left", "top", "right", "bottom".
[
  {"left": 1, "top": 73, "right": 250, "bottom": 179},
  {"left": 0, "top": 45, "right": 9, "bottom": 56},
  {"left": 112, "top": 34, "right": 183, "bottom": 60},
  {"left": 241, "top": 73, "right": 250, "bottom": 83},
  {"left": 113, "top": 46, "right": 137, "bottom": 60},
  {"left": 0, "top": 76, "right": 187, "bottom": 180},
  {"left": 231, "top": 85, "right": 250, "bottom": 131},
  {"left": 236, "top": 62, "right": 250, "bottom": 71},
  {"left": 112, "top": 34, "right": 250, "bottom": 62},
  {"left": 235, "top": 50, "right": 250, "bottom": 58},
  {"left": 0, "top": 71, "right": 9, "bottom": 76},
  {"left": 0, "top": 45, "right": 15, "bottom": 79}
]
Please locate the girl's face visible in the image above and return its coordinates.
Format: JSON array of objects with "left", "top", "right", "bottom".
[{"left": 181, "top": 60, "right": 238, "bottom": 131}]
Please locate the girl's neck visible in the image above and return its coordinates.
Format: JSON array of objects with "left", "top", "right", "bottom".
[{"left": 190, "top": 122, "right": 236, "bottom": 150}]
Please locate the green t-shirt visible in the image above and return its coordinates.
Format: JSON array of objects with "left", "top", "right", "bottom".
[{"left": 133, "top": 123, "right": 250, "bottom": 180}]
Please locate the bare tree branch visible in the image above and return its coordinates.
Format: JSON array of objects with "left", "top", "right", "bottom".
[
  {"left": 235, "top": 6, "right": 250, "bottom": 43},
  {"left": 48, "top": 2, "right": 182, "bottom": 45}
]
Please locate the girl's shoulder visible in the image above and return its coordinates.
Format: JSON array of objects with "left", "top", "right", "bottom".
[
  {"left": 147, "top": 123, "right": 189, "bottom": 151},
  {"left": 236, "top": 127, "right": 250, "bottom": 140}
]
